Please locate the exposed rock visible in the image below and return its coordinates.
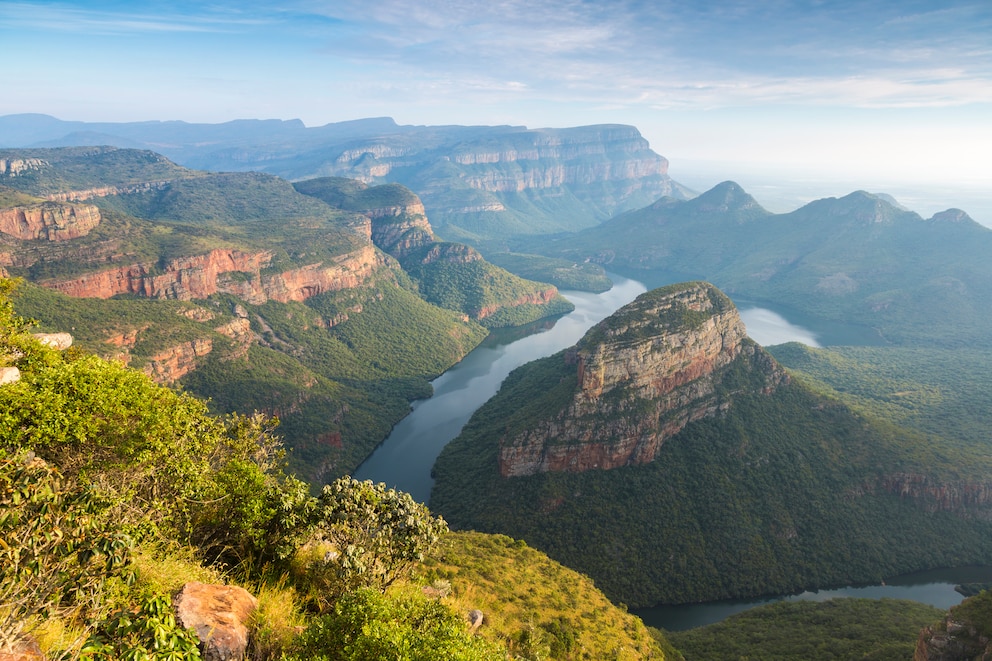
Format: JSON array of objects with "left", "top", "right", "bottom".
[
  {"left": 859, "top": 473, "right": 992, "bottom": 517},
  {"left": 0, "top": 203, "right": 101, "bottom": 240},
  {"left": 31, "top": 332, "right": 72, "bottom": 350},
  {"left": 370, "top": 208, "right": 434, "bottom": 258},
  {"left": 43, "top": 245, "right": 387, "bottom": 305},
  {"left": 142, "top": 338, "right": 213, "bottom": 383},
  {"left": 416, "top": 242, "right": 483, "bottom": 266},
  {"left": 467, "top": 609, "right": 484, "bottom": 633},
  {"left": 0, "top": 636, "right": 45, "bottom": 661},
  {"left": 213, "top": 317, "right": 254, "bottom": 359},
  {"left": 499, "top": 282, "right": 788, "bottom": 477},
  {"left": 474, "top": 287, "right": 559, "bottom": 322},
  {"left": 173, "top": 582, "right": 258, "bottom": 661},
  {"left": 0, "top": 158, "right": 46, "bottom": 177},
  {"left": 915, "top": 592, "right": 992, "bottom": 660},
  {"left": 0, "top": 367, "right": 20, "bottom": 385},
  {"left": 178, "top": 307, "right": 216, "bottom": 322},
  {"left": 44, "top": 180, "right": 172, "bottom": 202}
]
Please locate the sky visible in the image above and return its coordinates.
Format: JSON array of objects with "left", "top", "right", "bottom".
[{"left": 2, "top": 0, "right": 990, "bottom": 220}]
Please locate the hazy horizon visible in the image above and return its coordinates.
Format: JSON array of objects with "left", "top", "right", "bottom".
[{"left": 1, "top": 1, "right": 989, "bottom": 224}]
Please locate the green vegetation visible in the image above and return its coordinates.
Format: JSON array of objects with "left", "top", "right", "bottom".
[
  {"left": 404, "top": 253, "right": 574, "bottom": 328},
  {"left": 0, "top": 146, "right": 199, "bottom": 197},
  {"left": 0, "top": 276, "right": 672, "bottom": 660},
  {"left": 483, "top": 252, "right": 613, "bottom": 292},
  {"left": 294, "top": 177, "right": 577, "bottom": 328},
  {"left": 422, "top": 531, "right": 670, "bottom": 660},
  {"left": 294, "top": 178, "right": 421, "bottom": 213},
  {"left": 667, "top": 598, "right": 943, "bottom": 661},
  {"left": 769, "top": 343, "right": 992, "bottom": 450},
  {"left": 431, "top": 341, "right": 992, "bottom": 607}
]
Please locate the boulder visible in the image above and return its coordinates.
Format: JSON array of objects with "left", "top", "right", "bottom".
[
  {"left": 31, "top": 333, "right": 72, "bottom": 350},
  {"left": 173, "top": 582, "right": 258, "bottom": 661},
  {"left": 468, "top": 609, "right": 484, "bottom": 633},
  {"left": 0, "top": 366, "right": 20, "bottom": 385}
]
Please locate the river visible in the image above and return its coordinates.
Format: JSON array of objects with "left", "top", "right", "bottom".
[
  {"left": 354, "top": 274, "right": 978, "bottom": 631},
  {"left": 353, "top": 274, "right": 648, "bottom": 502}
]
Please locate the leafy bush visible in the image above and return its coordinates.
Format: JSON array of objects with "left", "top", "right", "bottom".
[
  {"left": 82, "top": 594, "right": 202, "bottom": 661},
  {"left": 290, "top": 587, "right": 503, "bottom": 661},
  {"left": 0, "top": 451, "right": 132, "bottom": 652},
  {"left": 291, "top": 477, "right": 448, "bottom": 612}
]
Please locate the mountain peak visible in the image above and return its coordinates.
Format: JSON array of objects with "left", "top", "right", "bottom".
[
  {"left": 497, "top": 281, "right": 787, "bottom": 477},
  {"left": 929, "top": 208, "right": 979, "bottom": 225},
  {"left": 688, "top": 181, "right": 767, "bottom": 219}
]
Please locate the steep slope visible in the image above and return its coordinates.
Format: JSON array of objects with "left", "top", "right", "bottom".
[
  {"left": 540, "top": 181, "right": 992, "bottom": 346},
  {"left": 431, "top": 282, "right": 992, "bottom": 607},
  {"left": 0, "top": 115, "right": 692, "bottom": 244},
  {"left": 0, "top": 147, "right": 490, "bottom": 480},
  {"left": 294, "top": 177, "right": 574, "bottom": 327}
]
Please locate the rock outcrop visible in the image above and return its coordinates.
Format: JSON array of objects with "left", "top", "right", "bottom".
[
  {"left": 865, "top": 473, "right": 992, "bottom": 516},
  {"left": 915, "top": 591, "right": 992, "bottom": 660},
  {"left": 498, "top": 282, "right": 788, "bottom": 477},
  {"left": 369, "top": 204, "right": 434, "bottom": 258},
  {"left": 142, "top": 338, "right": 214, "bottom": 383},
  {"left": 44, "top": 245, "right": 387, "bottom": 304},
  {"left": 173, "top": 582, "right": 257, "bottom": 661},
  {"left": 0, "top": 203, "right": 101, "bottom": 240},
  {"left": 0, "top": 158, "right": 46, "bottom": 177}
]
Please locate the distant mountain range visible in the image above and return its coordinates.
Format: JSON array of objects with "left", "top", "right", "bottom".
[
  {"left": 534, "top": 181, "right": 992, "bottom": 347},
  {"left": 0, "top": 114, "right": 692, "bottom": 246}
]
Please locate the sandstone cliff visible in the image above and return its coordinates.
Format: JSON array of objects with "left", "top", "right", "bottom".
[
  {"left": 498, "top": 282, "right": 788, "bottom": 477},
  {"left": 44, "top": 245, "right": 387, "bottom": 305},
  {"left": 0, "top": 202, "right": 101, "bottom": 241}
]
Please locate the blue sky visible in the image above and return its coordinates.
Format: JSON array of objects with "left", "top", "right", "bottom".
[{"left": 2, "top": 0, "right": 990, "bottom": 215}]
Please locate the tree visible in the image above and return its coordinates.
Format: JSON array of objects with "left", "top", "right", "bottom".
[{"left": 292, "top": 477, "right": 448, "bottom": 611}]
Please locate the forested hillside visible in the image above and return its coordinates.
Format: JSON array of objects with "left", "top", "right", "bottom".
[{"left": 0, "top": 277, "right": 669, "bottom": 660}]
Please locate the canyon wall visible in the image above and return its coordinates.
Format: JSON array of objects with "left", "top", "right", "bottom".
[
  {"left": 498, "top": 282, "right": 789, "bottom": 477},
  {"left": 0, "top": 202, "right": 101, "bottom": 241},
  {"left": 44, "top": 245, "right": 387, "bottom": 305}
]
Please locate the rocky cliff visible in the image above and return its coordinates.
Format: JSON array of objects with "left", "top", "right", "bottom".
[
  {"left": 337, "top": 125, "right": 669, "bottom": 190},
  {"left": 367, "top": 201, "right": 434, "bottom": 258},
  {"left": 0, "top": 202, "right": 101, "bottom": 241},
  {"left": 915, "top": 591, "right": 992, "bottom": 660},
  {"left": 44, "top": 245, "right": 387, "bottom": 304},
  {"left": 498, "top": 282, "right": 788, "bottom": 477}
]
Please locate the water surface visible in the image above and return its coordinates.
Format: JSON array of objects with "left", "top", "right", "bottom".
[
  {"left": 636, "top": 566, "right": 992, "bottom": 631},
  {"left": 353, "top": 275, "right": 647, "bottom": 502}
]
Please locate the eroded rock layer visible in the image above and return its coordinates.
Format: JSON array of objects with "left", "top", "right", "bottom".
[{"left": 498, "top": 282, "right": 788, "bottom": 477}]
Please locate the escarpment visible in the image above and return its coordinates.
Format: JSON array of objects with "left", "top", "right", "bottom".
[
  {"left": 498, "top": 282, "right": 788, "bottom": 477},
  {"left": 0, "top": 202, "right": 101, "bottom": 240},
  {"left": 43, "top": 245, "right": 387, "bottom": 304}
]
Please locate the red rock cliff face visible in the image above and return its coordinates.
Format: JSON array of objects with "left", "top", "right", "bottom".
[
  {"left": 44, "top": 245, "right": 387, "bottom": 304},
  {"left": 498, "top": 282, "right": 788, "bottom": 477},
  {"left": 0, "top": 203, "right": 101, "bottom": 240}
]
